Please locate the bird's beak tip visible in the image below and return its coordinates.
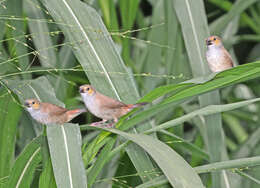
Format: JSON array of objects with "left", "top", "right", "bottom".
[{"left": 206, "top": 40, "right": 212, "bottom": 46}]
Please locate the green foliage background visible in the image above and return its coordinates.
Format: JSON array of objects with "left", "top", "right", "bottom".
[{"left": 0, "top": 0, "right": 260, "bottom": 187}]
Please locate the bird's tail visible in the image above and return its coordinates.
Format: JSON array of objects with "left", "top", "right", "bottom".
[
  {"left": 126, "top": 102, "right": 149, "bottom": 110},
  {"left": 67, "top": 108, "right": 87, "bottom": 120}
]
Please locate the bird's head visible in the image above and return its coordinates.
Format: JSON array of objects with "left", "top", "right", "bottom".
[
  {"left": 24, "top": 98, "right": 41, "bottom": 111},
  {"left": 206, "top": 36, "right": 223, "bottom": 47},
  {"left": 79, "top": 84, "right": 96, "bottom": 97}
]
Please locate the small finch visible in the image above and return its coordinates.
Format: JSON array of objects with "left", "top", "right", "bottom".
[
  {"left": 25, "top": 98, "right": 86, "bottom": 125},
  {"left": 79, "top": 84, "right": 148, "bottom": 126},
  {"left": 206, "top": 35, "right": 234, "bottom": 72}
]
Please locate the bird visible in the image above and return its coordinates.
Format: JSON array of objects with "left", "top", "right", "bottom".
[
  {"left": 24, "top": 98, "right": 86, "bottom": 125},
  {"left": 206, "top": 35, "right": 234, "bottom": 72},
  {"left": 79, "top": 84, "right": 148, "bottom": 126}
]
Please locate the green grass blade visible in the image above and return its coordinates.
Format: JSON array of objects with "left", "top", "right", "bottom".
[
  {"left": 98, "top": 0, "right": 120, "bottom": 43},
  {"left": 146, "top": 98, "right": 260, "bottom": 133},
  {"left": 47, "top": 124, "right": 87, "bottom": 188},
  {"left": 195, "top": 156, "right": 260, "bottom": 174},
  {"left": 0, "top": 94, "right": 22, "bottom": 179},
  {"left": 17, "top": 112, "right": 36, "bottom": 151},
  {"left": 24, "top": 0, "right": 57, "bottom": 68},
  {"left": 233, "top": 127, "right": 260, "bottom": 158},
  {"left": 142, "top": 0, "right": 165, "bottom": 93},
  {"left": 87, "top": 137, "right": 116, "bottom": 187},
  {"left": 159, "top": 130, "right": 209, "bottom": 160},
  {"left": 39, "top": 157, "right": 57, "bottom": 188},
  {"left": 7, "top": 136, "right": 42, "bottom": 188},
  {"left": 173, "top": 0, "right": 210, "bottom": 76},
  {"left": 6, "top": 0, "right": 30, "bottom": 78},
  {"left": 97, "top": 128, "right": 205, "bottom": 188},
  {"left": 235, "top": 171, "right": 260, "bottom": 185},
  {"left": 136, "top": 175, "right": 168, "bottom": 188},
  {"left": 119, "top": 0, "right": 140, "bottom": 66},
  {"left": 54, "top": 40, "right": 76, "bottom": 101}
]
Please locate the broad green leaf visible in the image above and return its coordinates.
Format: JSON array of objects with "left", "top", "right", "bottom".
[
  {"left": 173, "top": 0, "right": 210, "bottom": 76},
  {"left": 98, "top": 128, "right": 205, "bottom": 188},
  {"left": 17, "top": 112, "right": 36, "bottom": 152},
  {"left": 7, "top": 136, "right": 42, "bottom": 188},
  {"left": 39, "top": 157, "right": 57, "bottom": 188},
  {"left": 47, "top": 123, "right": 87, "bottom": 188},
  {"left": 0, "top": 94, "right": 22, "bottom": 179},
  {"left": 40, "top": 0, "right": 139, "bottom": 102},
  {"left": 41, "top": 0, "right": 156, "bottom": 182}
]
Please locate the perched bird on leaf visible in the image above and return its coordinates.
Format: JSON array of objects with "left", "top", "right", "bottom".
[
  {"left": 79, "top": 84, "right": 148, "bottom": 126},
  {"left": 25, "top": 98, "right": 86, "bottom": 125},
  {"left": 206, "top": 35, "right": 234, "bottom": 72}
]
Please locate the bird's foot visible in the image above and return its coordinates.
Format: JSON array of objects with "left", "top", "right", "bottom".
[
  {"left": 104, "top": 122, "right": 115, "bottom": 128},
  {"left": 90, "top": 121, "right": 104, "bottom": 126}
]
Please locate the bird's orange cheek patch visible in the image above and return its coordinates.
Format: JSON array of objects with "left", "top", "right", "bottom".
[
  {"left": 88, "top": 89, "right": 93, "bottom": 95},
  {"left": 33, "top": 103, "right": 40, "bottom": 109}
]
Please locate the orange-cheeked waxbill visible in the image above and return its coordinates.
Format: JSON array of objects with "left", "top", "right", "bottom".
[
  {"left": 25, "top": 98, "right": 86, "bottom": 125},
  {"left": 79, "top": 84, "right": 148, "bottom": 126},
  {"left": 206, "top": 35, "right": 234, "bottom": 72}
]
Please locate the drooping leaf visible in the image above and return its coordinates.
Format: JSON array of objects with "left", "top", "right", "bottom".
[
  {"left": 0, "top": 94, "right": 22, "bottom": 179},
  {"left": 47, "top": 123, "right": 87, "bottom": 188},
  {"left": 7, "top": 136, "right": 42, "bottom": 188}
]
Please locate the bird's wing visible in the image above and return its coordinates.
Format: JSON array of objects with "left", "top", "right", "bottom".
[
  {"left": 41, "top": 103, "right": 67, "bottom": 115},
  {"left": 97, "top": 93, "right": 127, "bottom": 109},
  {"left": 223, "top": 48, "right": 234, "bottom": 67}
]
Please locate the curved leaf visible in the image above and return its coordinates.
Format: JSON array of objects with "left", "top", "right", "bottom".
[
  {"left": 7, "top": 136, "right": 42, "bottom": 188},
  {"left": 99, "top": 128, "right": 205, "bottom": 188}
]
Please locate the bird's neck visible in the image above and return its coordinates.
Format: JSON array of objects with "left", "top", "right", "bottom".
[{"left": 207, "top": 45, "right": 223, "bottom": 51}]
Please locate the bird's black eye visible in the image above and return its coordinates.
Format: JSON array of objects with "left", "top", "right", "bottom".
[
  {"left": 86, "top": 87, "right": 90, "bottom": 91},
  {"left": 213, "top": 37, "right": 216, "bottom": 41},
  {"left": 32, "top": 101, "right": 35, "bottom": 104}
]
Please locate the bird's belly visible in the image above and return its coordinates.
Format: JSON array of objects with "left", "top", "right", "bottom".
[
  {"left": 31, "top": 111, "right": 50, "bottom": 124},
  {"left": 84, "top": 99, "right": 107, "bottom": 119},
  {"left": 206, "top": 51, "right": 227, "bottom": 72}
]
